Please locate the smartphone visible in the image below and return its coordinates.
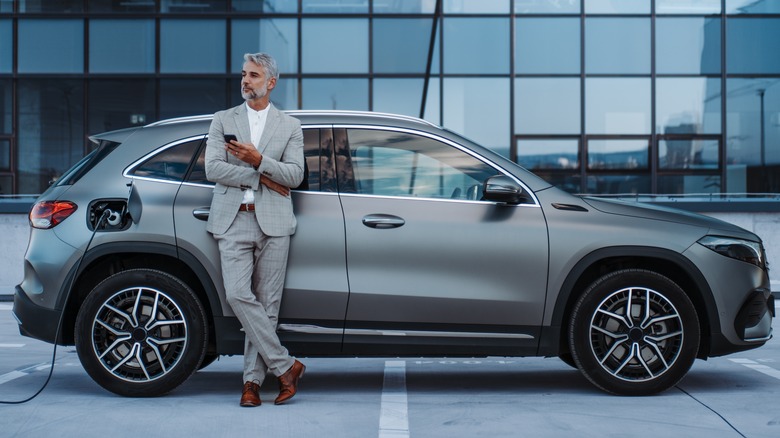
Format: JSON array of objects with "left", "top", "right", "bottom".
[{"left": 224, "top": 134, "right": 237, "bottom": 143}]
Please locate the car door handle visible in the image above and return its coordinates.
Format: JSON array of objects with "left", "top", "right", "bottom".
[
  {"left": 362, "top": 214, "right": 405, "bottom": 229},
  {"left": 193, "top": 208, "right": 210, "bottom": 221}
]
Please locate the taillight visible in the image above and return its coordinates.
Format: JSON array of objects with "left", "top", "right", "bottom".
[{"left": 29, "top": 201, "right": 78, "bottom": 229}]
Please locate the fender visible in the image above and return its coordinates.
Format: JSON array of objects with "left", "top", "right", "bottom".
[
  {"left": 58, "top": 241, "right": 224, "bottom": 318},
  {"left": 538, "top": 246, "right": 718, "bottom": 356}
]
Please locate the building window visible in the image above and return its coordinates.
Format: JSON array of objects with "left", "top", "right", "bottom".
[
  {"left": 727, "top": 18, "right": 780, "bottom": 74},
  {"left": 373, "top": 18, "right": 433, "bottom": 74},
  {"left": 374, "top": 0, "right": 434, "bottom": 13},
  {"left": 443, "top": 18, "right": 510, "bottom": 74},
  {"left": 656, "top": 0, "right": 721, "bottom": 15},
  {"left": 656, "top": 77, "right": 721, "bottom": 135},
  {"left": 659, "top": 138, "right": 719, "bottom": 170},
  {"left": 18, "top": 19, "right": 84, "bottom": 73},
  {"left": 585, "top": 0, "right": 649, "bottom": 14},
  {"left": 444, "top": 78, "right": 511, "bottom": 157},
  {"left": 88, "top": 0, "right": 157, "bottom": 13},
  {"left": 0, "top": 139, "right": 9, "bottom": 170},
  {"left": 302, "top": 0, "right": 367, "bottom": 14},
  {"left": 88, "top": 80, "right": 156, "bottom": 134},
  {"left": 516, "top": 17, "right": 580, "bottom": 74},
  {"left": 727, "top": 0, "right": 780, "bottom": 14},
  {"left": 726, "top": 78, "right": 780, "bottom": 167},
  {"left": 587, "top": 139, "right": 649, "bottom": 170},
  {"left": 89, "top": 20, "right": 155, "bottom": 73},
  {"left": 517, "top": 139, "right": 580, "bottom": 171},
  {"left": 161, "top": 0, "right": 226, "bottom": 13},
  {"left": 586, "top": 18, "right": 650, "bottom": 74},
  {"left": 233, "top": 0, "right": 298, "bottom": 13},
  {"left": 159, "top": 79, "right": 228, "bottom": 120},
  {"left": 444, "top": 0, "right": 509, "bottom": 14},
  {"left": 302, "top": 19, "right": 368, "bottom": 73},
  {"left": 18, "top": 80, "right": 85, "bottom": 195},
  {"left": 656, "top": 18, "right": 720, "bottom": 75},
  {"left": 0, "top": 20, "right": 11, "bottom": 73},
  {"left": 160, "top": 20, "right": 226, "bottom": 74},
  {"left": 373, "top": 79, "right": 425, "bottom": 118},
  {"left": 586, "top": 78, "right": 651, "bottom": 135},
  {"left": 0, "top": 80, "right": 10, "bottom": 134},
  {"left": 18, "top": 0, "right": 83, "bottom": 12},
  {"left": 302, "top": 78, "right": 369, "bottom": 111},
  {"left": 514, "top": 0, "right": 580, "bottom": 14},
  {"left": 515, "top": 78, "right": 580, "bottom": 134}
]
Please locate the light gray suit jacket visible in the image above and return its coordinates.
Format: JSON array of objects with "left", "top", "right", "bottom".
[{"left": 205, "top": 103, "right": 304, "bottom": 237}]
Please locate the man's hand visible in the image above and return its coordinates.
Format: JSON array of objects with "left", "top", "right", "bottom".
[
  {"left": 225, "top": 139, "right": 262, "bottom": 168},
  {"left": 260, "top": 175, "right": 290, "bottom": 197}
]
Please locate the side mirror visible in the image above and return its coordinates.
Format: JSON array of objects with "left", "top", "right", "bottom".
[{"left": 483, "top": 175, "right": 528, "bottom": 205}]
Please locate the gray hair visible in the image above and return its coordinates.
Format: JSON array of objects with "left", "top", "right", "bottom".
[{"left": 243, "top": 52, "right": 279, "bottom": 81}]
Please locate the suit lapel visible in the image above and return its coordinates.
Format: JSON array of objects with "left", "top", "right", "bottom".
[
  {"left": 257, "top": 105, "right": 280, "bottom": 154},
  {"left": 232, "top": 104, "right": 251, "bottom": 145}
]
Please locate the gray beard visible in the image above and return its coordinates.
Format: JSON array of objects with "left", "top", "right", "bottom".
[{"left": 242, "top": 83, "right": 267, "bottom": 101}]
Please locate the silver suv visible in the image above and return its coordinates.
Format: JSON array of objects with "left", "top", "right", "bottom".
[{"left": 13, "top": 111, "right": 774, "bottom": 397}]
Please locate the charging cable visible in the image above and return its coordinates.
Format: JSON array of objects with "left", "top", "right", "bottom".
[{"left": 0, "top": 208, "right": 112, "bottom": 404}]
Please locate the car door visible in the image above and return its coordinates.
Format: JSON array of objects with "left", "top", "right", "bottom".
[
  {"left": 336, "top": 127, "right": 549, "bottom": 356},
  {"left": 172, "top": 127, "right": 349, "bottom": 355}
]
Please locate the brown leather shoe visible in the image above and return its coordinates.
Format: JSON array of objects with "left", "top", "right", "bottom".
[
  {"left": 274, "top": 360, "right": 305, "bottom": 405},
  {"left": 240, "top": 381, "right": 261, "bottom": 407}
]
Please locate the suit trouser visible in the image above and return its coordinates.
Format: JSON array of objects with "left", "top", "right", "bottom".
[{"left": 215, "top": 211, "right": 295, "bottom": 384}]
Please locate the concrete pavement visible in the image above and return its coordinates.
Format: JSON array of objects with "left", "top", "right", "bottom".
[{"left": 1, "top": 302, "right": 779, "bottom": 437}]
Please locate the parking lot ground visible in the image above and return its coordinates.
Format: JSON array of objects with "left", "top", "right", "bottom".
[{"left": 1, "top": 302, "right": 779, "bottom": 438}]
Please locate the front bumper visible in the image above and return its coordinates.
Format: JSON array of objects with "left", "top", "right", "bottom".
[
  {"left": 13, "top": 285, "right": 64, "bottom": 345},
  {"left": 736, "top": 288, "right": 774, "bottom": 342}
]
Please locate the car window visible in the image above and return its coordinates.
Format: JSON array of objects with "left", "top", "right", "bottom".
[
  {"left": 343, "top": 129, "right": 500, "bottom": 200},
  {"left": 56, "top": 139, "right": 121, "bottom": 187},
  {"left": 131, "top": 138, "right": 202, "bottom": 182},
  {"left": 298, "top": 128, "right": 319, "bottom": 191}
]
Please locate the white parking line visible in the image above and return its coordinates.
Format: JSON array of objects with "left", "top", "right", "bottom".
[
  {"left": 378, "top": 360, "right": 409, "bottom": 438},
  {"left": 729, "top": 358, "right": 780, "bottom": 381},
  {"left": 0, "top": 363, "right": 49, "bottom": 385},
  {"left": 0, "top": 304, "right": 12, "bottom": 311},
  {"left": 0, "top": 344, "right": 25, "bottom": 348}
]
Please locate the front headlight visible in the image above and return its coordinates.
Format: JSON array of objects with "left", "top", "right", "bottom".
[{"left": 698, "top": 236, "right": 767, "bottom": 270}]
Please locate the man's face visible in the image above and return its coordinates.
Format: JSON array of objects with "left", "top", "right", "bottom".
[{"left": 241, "top": 61, "right": 275, "bottom": 101}]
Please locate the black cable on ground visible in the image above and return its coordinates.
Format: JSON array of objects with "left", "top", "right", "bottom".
[{"left": 0, "top": 209, "right": 110, "bottom": 405}]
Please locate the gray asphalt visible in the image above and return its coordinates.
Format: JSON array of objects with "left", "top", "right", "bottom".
[{"left": 1, "top": 302, "right": 779, "bottom": 437}]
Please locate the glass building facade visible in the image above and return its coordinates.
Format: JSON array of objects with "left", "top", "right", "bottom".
[{"left": 0, "top": 0, "right": 779, "bottom": 203}]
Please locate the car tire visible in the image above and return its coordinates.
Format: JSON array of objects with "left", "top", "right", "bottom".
[
  {"left": 568, "top": 269, "right": 700, "bottom": 396},
  {"left": 198, "top": 354, "right": 219, "bottom": 370},
  {"left": 558, "top": 351, "right": 577, "bottom": 369},
  {"left": 75, "top": 269, "right": 208, "bottom": 397}
]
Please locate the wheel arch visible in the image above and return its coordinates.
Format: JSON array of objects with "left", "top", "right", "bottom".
[
  {"left": 57, "top": 242, "right": 223, "bottom": 347},
  {"left": 541, "top": 246, "right": 718, "bottom": 360}
]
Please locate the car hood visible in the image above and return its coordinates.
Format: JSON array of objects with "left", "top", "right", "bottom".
[{"left": 580, "top": 197, "right": 756, "bottom": 238}]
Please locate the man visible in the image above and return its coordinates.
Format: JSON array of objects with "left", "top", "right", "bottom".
[{"left": 205, "top": 52, "right": 305, "bottom": 407}]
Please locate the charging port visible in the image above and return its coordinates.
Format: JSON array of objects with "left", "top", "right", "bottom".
[{"left": 88, "top": 199, "right": 130, "bottom": 231}]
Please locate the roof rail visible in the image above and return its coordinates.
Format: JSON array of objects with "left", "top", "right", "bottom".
[
  {"left": 144, "top": 110, "right": 439, "bottom": 128},
  {"left": 284, "top": 110, "right": 439, "bottom": 127},
  {"left": 145, "top": 114, "right": 213, "bottom": 127}
]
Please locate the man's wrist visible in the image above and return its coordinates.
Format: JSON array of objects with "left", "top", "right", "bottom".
[{"left": 254, "top": 154, "right": 262, "bottom": 170}]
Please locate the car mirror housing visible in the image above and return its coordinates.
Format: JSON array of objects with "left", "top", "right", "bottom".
[{"left": 483, "top": 175, "right": 528, "bottom": 205}]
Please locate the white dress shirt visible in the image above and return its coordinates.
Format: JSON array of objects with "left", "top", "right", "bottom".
[{"left": 242, "top": 102, "right": 270, "bottom": 205}]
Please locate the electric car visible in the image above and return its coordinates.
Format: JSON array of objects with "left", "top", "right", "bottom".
[{"left": 13, "top": 111, "right": 774, "bottom": 397}]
